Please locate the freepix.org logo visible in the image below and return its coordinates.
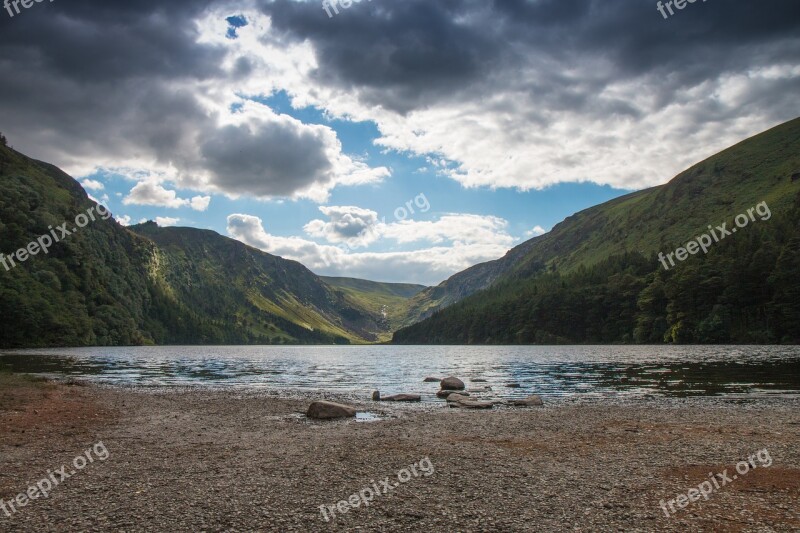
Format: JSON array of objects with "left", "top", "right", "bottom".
[{"left": 4, "top": 0, "right": 55, "bottom": 19}]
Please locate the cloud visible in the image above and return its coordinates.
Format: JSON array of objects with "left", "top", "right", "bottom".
[
  {"left": 256, "top": 0, "right": 800, "bottom": 190},
  {"left": 123, "top": 181, "right": 211, "bottom": 212},
  {"left": 195, "top": 107, "right": 388, "bottom": 201},
  {"left": 0, "top": 0, "right": 795, "bottom": 198},
  {"left": 80, "top": 179, "right": 104, "bottom": 191},
  {"left": 525, "top": 225, "right": 547, "bottom": 238},
  {"left": 227, "top": 211, "right": 514, "bottom": 285},
  {"left": 116, "top": 215, "right": 133, "bottom": 226},
  {"left": 155, "top": 216, "right": 181, "bottom": 227},
  {"left": 304, "top": 206, "right": 381, "bottom": 248},
  {"left": 382, "top": 215, "right": 514, "bottom": 246},
  {"left": 0, "top": 2, "right": 388, "bottom": 203}
]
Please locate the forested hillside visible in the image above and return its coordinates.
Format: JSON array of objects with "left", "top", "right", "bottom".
[
  {"left": 0, "top": 140, "right": 383, "bottom": 347},
  {"left": 394, "top": 118, "right": 800, "bottom": 344}
]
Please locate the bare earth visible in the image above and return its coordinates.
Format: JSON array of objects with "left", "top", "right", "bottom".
[{"left": 1, "top": 376, "right": 799, "bottom": 532}]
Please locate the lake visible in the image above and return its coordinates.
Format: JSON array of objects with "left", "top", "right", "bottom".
[{"left": 1, "top": 345, "right": 799, "bottom": 403}]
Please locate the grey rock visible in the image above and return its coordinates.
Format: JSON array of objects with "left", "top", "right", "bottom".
[
  {"left": 423, "top": 377, "right": 441, "bottom": 383},
  {"left": 444, "top": 393, "right": 471, "bottom": 403},
  {"left": 306, "top": 401, "right": 357, "bottom": 420},
  {"left": 440, "top": 376, "right": 466, "bottom": 390},
  {"left": 382, "top": 394, "right": 422, "bottom": 402}
]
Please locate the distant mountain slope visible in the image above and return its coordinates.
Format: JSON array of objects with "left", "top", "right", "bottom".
[
  {"left": 321, "top": 276, "right": 426, "bottom": 340},
  {"left": 130, "top": 224, "right": 385, "bottom": 344},
  {"left": 395, "top": 117, "right": 800, "bottom": 344},
  {"left": 0, "top": 140, "right": 382, "bottom": 347}
]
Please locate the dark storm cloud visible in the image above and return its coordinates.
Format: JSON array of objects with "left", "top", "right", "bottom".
[
  {"left": 0, "top": 0, "right": 225, "bottom": 170},
  {"left": 200, "top": 122, "right": 334, "bottom": 197},
  {"left": 0, "top": 0, "right": 224, "bottom": 81},
  {"left": 259, "top": 0, "right": 800, "bottom": 115},
  {"left": 0, "top": 0, "right": 355, "bottom": 198},
  {"left": 0, "top": 0, "right": 797, "bottom": 196}
]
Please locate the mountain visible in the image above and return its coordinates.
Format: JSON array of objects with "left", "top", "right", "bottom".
[
  {"left": 0, "top": 140, "right": 384, "bottom": 347},
  {"left": 320, "top": 276, "right": 426, "bottom": 340},
  {"left": 394, "top": 117, "right": 800, "bottom": 344}
]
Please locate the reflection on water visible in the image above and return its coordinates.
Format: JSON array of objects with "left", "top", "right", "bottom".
[{"left": 1, "top": 345, "right": 799, "bottom": 402}]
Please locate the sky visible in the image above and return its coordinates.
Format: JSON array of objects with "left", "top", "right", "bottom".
[{"left": 0, "top": 0, "right": 798, "bottom": 286}]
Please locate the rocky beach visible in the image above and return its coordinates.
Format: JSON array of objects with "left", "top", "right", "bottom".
[{"left": 1, "top": 373, "right": 798, "bottom": 532}]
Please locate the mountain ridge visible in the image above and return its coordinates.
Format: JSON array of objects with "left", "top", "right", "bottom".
[
  {"left": 0, "top": 142, "right": 390, "bottom": 347},
  {"left": 400, "top": 118, "right": 800, "bottom": 326},
  {"left": 394, "top": 117, "right": 800, "bottom": 344}
]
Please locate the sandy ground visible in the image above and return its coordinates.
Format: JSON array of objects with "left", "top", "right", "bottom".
[{"left": 1, "top": 374, "right": 799, "bottom": 532}]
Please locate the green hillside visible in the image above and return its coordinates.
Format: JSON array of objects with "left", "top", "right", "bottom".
[
  {"left": 321, "top": 276, "right": 426, "bottom": 340},
  {"left": 394, "top": 118, "right": 800, "bottom": 344},
  {"left": 0, "top": 140, "right": 383, "bottom": 347}
]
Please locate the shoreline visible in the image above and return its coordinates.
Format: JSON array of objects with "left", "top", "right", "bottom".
[{"left": 1, "top": 375, "right": 799, "bottom": 531}]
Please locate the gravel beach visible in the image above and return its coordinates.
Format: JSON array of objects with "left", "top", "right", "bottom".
[{"left": 1, "top": 375, "right": 798, "bottom": 532}]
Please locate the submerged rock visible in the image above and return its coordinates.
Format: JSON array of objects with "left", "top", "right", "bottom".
[
  {"left": 306, "top": 401, "right": 357, "bottom": 420},
  {"left": 505, "top": 383, "right": 522, "bottom": 388},
  {"left": 423, "top": 377, "right": 441, "bottom": 383},
  {"left": 467, "top": 387, "right": 493, "bottom": 393},
  {"left": 471, "top": 378, "right": 488, "bottom": 383},
  {"left": 440, "top": 376, "right": 466, "bottom": 391}
]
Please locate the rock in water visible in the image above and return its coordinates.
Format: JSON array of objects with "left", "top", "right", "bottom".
[
  {"left": 423, "top": 377, "right": 441, "bottom": 383},
  {"left": 382, "top": 394, "right": 422, "bottom": 402},
  {"left": 306, "top": 401, "right": 357, "bottom": 420},
  {"left": 437, "top": 390, "right": 470, "bottom": 399},
  {"left": 505, "top": 383, "right": 522, "bottom": 388},
  {"left": 471, "top": 378, "right": 488, "bottom": 383},
  {"left": 512, "top": 395, "right": 544, "bottom": 407},
  {"left": 440, "top": 376, "right": 466, "bottom": 390},
  {"left": 444, "top": 393, "right": 470, "bottom": 403},
  {"left": 372, "top": 391, "right": 381, "bottom": 401}
]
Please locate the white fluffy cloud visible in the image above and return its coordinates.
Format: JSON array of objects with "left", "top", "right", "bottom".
[
  {"left": 123, "top": 181, "right": 211, "bottom": 212},
  {"left": 155, "top": 217, "right": 181, "bottom": 227},
  {"left": 525, "top": 225, "right": 547, "bottom": 238},
  {"left": 228, "top": 212, "right": 514, "bottom": 285},
  {"left": 80, "top": 179, "right": 104, "bottom": 191}
]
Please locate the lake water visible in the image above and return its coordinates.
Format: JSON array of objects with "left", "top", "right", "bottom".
[{"left": 1, "top": 345, "right": 799, "bottom": 403}]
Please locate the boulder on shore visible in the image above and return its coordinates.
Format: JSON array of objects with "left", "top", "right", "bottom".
[
  {"left": 437, "top": 390, "right": 470, "bottom": 399},
  {"left": 440, "top": 376, "right": 466, "bottom": 391},
  {"left": 512, "top": 395, "right": 544, "bottom": 407},
  {"left": 306, "top": 401, "right": 357, "bottom": 420},
  {"left": 423, "top": 377, "right": 441, "bottom": 383}
]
